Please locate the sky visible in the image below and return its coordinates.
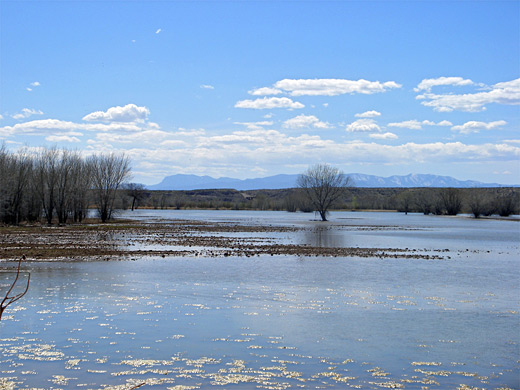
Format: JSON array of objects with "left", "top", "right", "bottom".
[{"left": 0, "top": 0, "right": 519, "bottom": 185}]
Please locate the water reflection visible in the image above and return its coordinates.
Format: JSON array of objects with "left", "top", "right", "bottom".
[{"left": 303, "top": 225, "right": 347, "bottom": 248}]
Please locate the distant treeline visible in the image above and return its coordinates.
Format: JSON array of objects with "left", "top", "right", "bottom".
[
  {"left": 1, "top": 146, "right": 130, "bottom": 225},
  {"left": 123, "top": 186, "right": 519, "bottom": 218},
  {"left": 2, "top": 145, "right": 518, "bottom": 226}
]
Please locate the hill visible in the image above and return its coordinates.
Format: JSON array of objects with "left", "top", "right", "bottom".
[{"left": 147, "top": 173, "right": 508, "bottom": 191}]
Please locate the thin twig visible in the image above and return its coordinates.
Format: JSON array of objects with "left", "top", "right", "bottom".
[{"left": 0, "top": 255, "right": 31, "bottom": 321}]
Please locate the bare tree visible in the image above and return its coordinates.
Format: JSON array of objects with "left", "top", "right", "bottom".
[
  {"left": 397, "top": 191, "right": 412, "bottom": 214},
  {"left": 297, "top": 163, "right": 352, "bottom": 221},
  {"left": 414, "top": 189, "right": 433, "bottom": 215},
  {"left": 124, "top": 183, "right": 147, "bottom": 211},
  {"left": 69, "top": 155, "right": 92, "bottom": 222},
  {"left": 1, "top": 147, "right": 33, "bottom": 224},
  {"left": 495, "top": 192, "right": 518, "bottom": 217},
  {"left": 89, "top": 153, "right": 131, "bottom": 223},
  {"left": 34, "top": 147, "right": 61, "bottom": 224},
  {"left": 440, "top": 188, "right": 463, "bottom": 215},
  {"left": 1, "top": 256, "right": 30, "bottom": 321},
  {"left": 468, "top": 191, "right": 485, "bottom": 218}
]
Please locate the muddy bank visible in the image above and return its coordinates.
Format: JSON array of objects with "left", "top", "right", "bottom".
[{"left": 0, "top": 218, "right": 446, "bottom": 261}]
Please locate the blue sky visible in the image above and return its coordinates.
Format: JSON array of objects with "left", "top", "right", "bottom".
[{"left": 1, "top": 0, "right": 519, "bottom": 185}]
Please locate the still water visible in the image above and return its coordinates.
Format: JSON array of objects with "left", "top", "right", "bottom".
[{"left": 1, "top": 211, "right": 519, "bottom": 389}]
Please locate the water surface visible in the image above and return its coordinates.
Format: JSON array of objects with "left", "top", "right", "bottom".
[{"left": 1, "top": 211, "right": 518, "bottom": 389}]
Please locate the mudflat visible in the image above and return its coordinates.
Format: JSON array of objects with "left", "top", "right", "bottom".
[{"left": 0, "top": 218, "right": 446, "bottom": 261}]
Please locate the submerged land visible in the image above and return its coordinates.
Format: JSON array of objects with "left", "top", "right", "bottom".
[{"left": 0, "top": 217, "right": 464, "bottom": 262}]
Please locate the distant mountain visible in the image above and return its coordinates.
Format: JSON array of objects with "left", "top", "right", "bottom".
[{"left": 147, "top": 173, "right": 511, "bottom": 191}]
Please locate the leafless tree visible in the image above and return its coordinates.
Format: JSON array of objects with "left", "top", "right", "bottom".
[
  {"left": 468, "top": 191, "right": 486, "bottom": 218},
  {"left": 0, "top": 255, "right": 30, "bottom": 321},
  {"left": 297, "top": 163, "right": 352, "bottom": 221},
  {"left": 55, "top": 150, "right": 84, "bottom": 224},
  {"left": 124, "top": 183, "right": 147, "bottom": 211},
  {"left": 414, "top": 189, "right": 433, "bottom": 215},
  {"left": 440, "top": 188, "right": 463, "bottom": 215},
  {"left": 34, "top": 147, "right": 61, "bottom": 224},
  {"left": 69, "top": 155, "right": 93, "bottom": 222},
  {"left": 1, "top": 147, "right": 33, "bottom": 224},
  {"left": 89, "top": 153, "right": 132, "bottom": 222},
  {"left": 495, "top": 192, "right": 518, "bottom": 217},
  {"left": 397, "top": 191, "right": 412, "bottom": 214}
]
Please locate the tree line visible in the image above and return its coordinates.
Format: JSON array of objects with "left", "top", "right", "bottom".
[
  {"left": 131, "top": 186, "right": 518, "bottom": 217},
  {"left": 0, "top": 145, "right": 131, "bottom": 225}
]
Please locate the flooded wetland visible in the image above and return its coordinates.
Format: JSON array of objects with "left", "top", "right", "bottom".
[{"left": 1, "top": 210, "right": 519, "bottom": 389}]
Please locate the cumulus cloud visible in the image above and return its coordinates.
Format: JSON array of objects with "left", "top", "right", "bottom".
[
  {"left": 12, "top": 108, "right": 44, "bottom": 120},
  {"left": 235, "top": 97, "right": 304, "bottom": 109},
  {"left": 0, "top": 119, "right": 144, "bottom": 137},
  {"left": 369, "top": 132, "right": 398, "bottom": 140},
  {"left": 273, "top": 78, "right": 402, "bottom": 96},
  {"left": 116, "top": 137, "right": 520, "bottom": 179},
  {"left": 26, "top": 81, "right": 41, "bottom": 92},
  {"left": 200, "top": 84, "right": 214, "bottom": 90},
  {"left": 82, "top": 104, "right": 150, "bottom": 122},
  {"left": 415, "top": 76, "right": 474, "bottom": 92},
  {"left": 283, "top": 114, "right": 331, "bottom": 129},
  {"left": 95, "top": 129, "right": 171, "bottom": 144},
  {"left": 451, "top": 120, "right": 507, "bottom": 134},
  {"left": 45, "top": 135, "right": 81, "bottom": 143},
  {"left": 388, "top": 119, "right": 454, "bottom": 130},
  {"left": 355, "top": 110, "right": 381, "bottom": 118},
  {"left": 346, "top": 119, "right": 381, "bottom": 132},
  {"left": 234, "top": 121, "right": 274, "bottom": 130},
  {"left": 417, "top": 78, "right": 520, "bottom": 112},
  {"left": 248, "top": 87, "right": 283, "bottom": 96}
]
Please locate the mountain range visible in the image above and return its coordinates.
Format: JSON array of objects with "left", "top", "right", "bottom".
[{"left": 147, "top": 173, "right": 512, "bottom": 191}]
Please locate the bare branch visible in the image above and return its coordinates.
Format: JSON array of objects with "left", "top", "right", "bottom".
[{"left": 0, "top": 255, "right": 31, "bottom": 321}]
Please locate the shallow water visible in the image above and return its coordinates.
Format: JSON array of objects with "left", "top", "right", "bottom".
[{"left": 1, "top": 211, "right": 519, "bottom": 389}]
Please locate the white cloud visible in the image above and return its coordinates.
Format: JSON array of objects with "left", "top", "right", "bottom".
[
  {"left": 235, "top": 97, "right": 304, "bottom": 109},
  {"left": 283, "top": 114, "right": 331, "bottom": 129},
  {"left": 355, "top": 110, "right": 381, "bottom": 118},
  {"left": 82, "top": 104, "right": 150, "bottom": 122},
  {"left": 346, "top": 119, "right": 381, "bottom": 132},
  {"left": 388, "top": 120, "right": 424, "bottom": 130},
  {"left": 273, "top": 78, "right": 401, "bottom": 96},
  {"left": 369, "top": 132, "right": 398, "bottom": 140},
  {"left": 415, "top": 76, "right": 474, "bottom": 92},
  {"left": 12, "top": 108, "right": 44, "bottom": 120},
  {"left": 417, "top": 78, "right": 520, "bottom": 112},
  {"left": 248, "top": 87, "right": 283, "bottom": 96},
  {"left": 26, "top": 81, "right": 41, "bottom": 92},
  {"left": 0, "top": 114, "right": 3, "bottom": 120},
  {"left": 115, "top": 138, "right": 520, "bottom": 180},
  {"left": 95, "top": 129, "right": 171, "bottom": 144},
  {"left": 388, "top": 119, "right": 454, "bottom": 130},
  {"left": 0, "top": 119, "right": 145, "bottom": 137},
  {"left": 45, "top": 135, "right": 81, "bottom": 143},
  {"left": 451, "top": 120, "right": 507, "bottom": 134},
  {"left": 200, "top": 84, "right": 214, "bottom": 90},
  {"left": 234, "top": 121, "right": 274, "bottom": 130}
]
